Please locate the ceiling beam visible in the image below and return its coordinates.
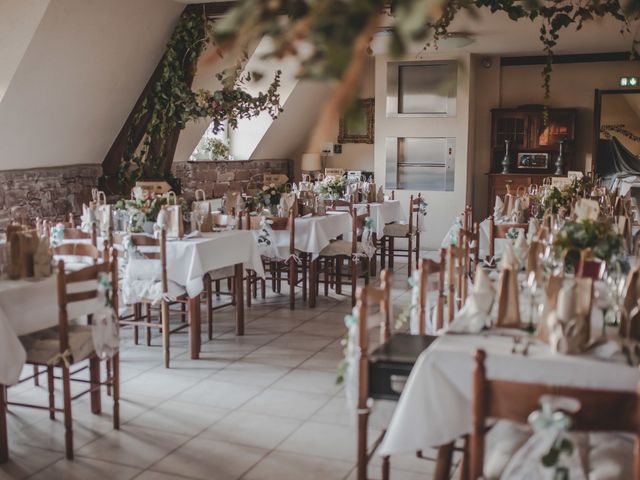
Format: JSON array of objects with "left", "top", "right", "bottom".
[{"left": 501, "top": 51, "right": 636, "bottom": 67}]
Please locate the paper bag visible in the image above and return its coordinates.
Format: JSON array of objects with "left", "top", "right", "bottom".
[
  {"left": 7, "top": 228, "right": 39, "bottom": 279},
  {"left": 574, "top": 199, "right": 599, "bottom": 221},
  {"left": 537, "top": 275, "right": 564, "bottom": 343},
  {"left": 222, "top": 191, "right": 244, "bottom": 215},
  {"left": 192, "top": 189, "right": 222, "bottom": 216},
  {"left": 162, "top": 205, "right": 183, "bottom": 239},
  {"left": 496, "top": 267, "right": 521, "bottom": 327}
]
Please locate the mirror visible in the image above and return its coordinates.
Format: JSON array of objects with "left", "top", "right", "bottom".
[{"left": 594, "top": 89, "right": 640, "bottom": 191}]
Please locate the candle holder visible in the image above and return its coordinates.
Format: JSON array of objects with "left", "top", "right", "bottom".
[
  {"left": 554, "top": 140, "right": 565, "bottom": 176},
  {"left": 501, "top": 139, "right": 511, "bottom": 174}
]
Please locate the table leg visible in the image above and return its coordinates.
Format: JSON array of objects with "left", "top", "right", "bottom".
[
  {"left": 309, "top": 258, "right": 317, "bottom": 308},
  {"left": 189, "top": 296, "right": 201, "bottom": 360},
  {"left": 0, "top": 384, "right": 7, "bottom": 463},
  {"left": 234, "top": 263, "right": 245, "bottom": 335}
]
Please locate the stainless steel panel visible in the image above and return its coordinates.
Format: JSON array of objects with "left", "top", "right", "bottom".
[
  {"left": 398, "top": 166, "right": 446, "bottom": 191},
  {"left": 402, "top": 137, "right": 448, "bottom": 165},
  {"left": 385, "top": 137, "right": 398, "bottom": 189},
  {"left": 387, "top": 61, "right": 457, "bottom": 116}
]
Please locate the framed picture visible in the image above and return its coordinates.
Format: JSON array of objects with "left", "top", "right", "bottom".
[
  {"left": 338, "top": 98, "right": 374, "bottom": 144},
  {"left": 516, "top": 152, "right": 549, "bottom": 169}
]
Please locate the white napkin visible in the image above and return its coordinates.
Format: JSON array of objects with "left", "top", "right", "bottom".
[
  {"left": 154, "top": 209, "right": 167, "bottom": 239},
  {"left": 514, "top": 232, "right": 528, "bottom": 262},
  {"left": 448, "top": 265, "right": 495, "bottom": 333},
  {"left": 510, "top": 198, "right": 526, "bottom": 223},
  {"left": 184, "top": 230, "right": 201, "bottom": 239},
  {"left": 80, "top": 203, "right": 95, "bottom": 233},
  {"left": 493, "top": 196, "right": 504, "bottom": 219},
  {"left": 279, "top": 192, "right": 297, "bottom": 216},
  {"left": 500, "top": 241, "right": 520, "bottom": 270}
]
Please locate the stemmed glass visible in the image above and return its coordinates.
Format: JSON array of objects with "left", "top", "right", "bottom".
[
  {"left": 593, "top": 279, "right": 613, "bottom": 337},
  {"left": 522, "top": 271, "right": 539, "bottom": 333},
  {"left": 193, "top": 210, "right": 204, "bottom": 232}
]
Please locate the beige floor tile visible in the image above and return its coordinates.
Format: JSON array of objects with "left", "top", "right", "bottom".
[
  {"left": 271, "top": 369, "right": 343, "bottom": 396},
  {"left": 210, "top": 361, "right": 290, "bottom": 387},
  {"left": 267, "top": 333, "right": 334, "bottom": 352},
  {"left": 243, "top": 345, "right": 313, "bottom": 368},
  {"left": 297, "top": 350, "right": 342, "bottom": 372},
  {"left": 134, "top": 471, "right": 197, "bottom": 480},
  {"left": 29, "top": 457, "right": 141, "bottom": 480},
  {"left": 75, "top": 425, "right": 189, "bottom": 469},
  {"left": 152, "top": 437, "right": 267, "bottom": 480},
  {"left": 242, "top": 450, "right": 353, "bottom": 480},
  {"left": 0, "top": 442, "right": 62, "bottom": 480},
  {"left": 290, "top": 320, "right": 346, "bottom": 338},
  {"left": 128, "top": 400, "right": 229, "bottom": 436},
  {"left": 240, "top": 388, "right": 331, "bottom": 420},
  {"left": 201, "top": 410, "right": 301, "bottom": 449},
  {"left": 120, "top": 371, "right": 201, "bottom": 400},
  {"left": 176, "top": 378, "right": 262, "bottom": 409}
]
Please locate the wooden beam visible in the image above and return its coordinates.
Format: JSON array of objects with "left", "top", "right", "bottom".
[{"left": 501, "top": 51, "right": 636, "bottom": 67}]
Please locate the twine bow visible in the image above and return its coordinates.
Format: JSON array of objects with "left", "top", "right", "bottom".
[{"left": 48, "top": 349, "right": 72, "bottom": 368}]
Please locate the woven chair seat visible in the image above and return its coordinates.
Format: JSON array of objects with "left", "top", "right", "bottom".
[{"left": 20, "top": 325, "right": 95, "bottom": 366}]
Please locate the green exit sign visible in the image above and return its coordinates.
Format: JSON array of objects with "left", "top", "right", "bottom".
[{"left": 620, "top": 76, "right": 638, "bottom": 87}]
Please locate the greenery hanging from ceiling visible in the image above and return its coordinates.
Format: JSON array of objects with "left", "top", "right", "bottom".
[
  {"left": 209, "top": 0, "right": 638, "bottom": 150},
  {"left": 119, "top": 8, "right": 282, "bottom": 189}
]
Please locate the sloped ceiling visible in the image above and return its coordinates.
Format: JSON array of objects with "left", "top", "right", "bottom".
[{"left": 0, "top": 0, "right": 183, "bottom": 170}]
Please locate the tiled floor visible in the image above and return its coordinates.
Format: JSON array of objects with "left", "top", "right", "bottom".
[{"left": 1, "top": 262, "right": 447, "bottom": 480}]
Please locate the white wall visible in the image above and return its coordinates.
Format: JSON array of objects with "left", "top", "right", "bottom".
[
  {"left": 0, "top": 0, "right": 183, "bottom": 170},
  {"left": 0, "top": 0, "right": 49, "bottom": 103},
  {"left": 374, "top": 52, "right": 473, "bottom": 249}
]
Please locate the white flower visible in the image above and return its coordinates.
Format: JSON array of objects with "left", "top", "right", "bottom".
[{"left": 262, "top": 186, "right": 269, "bottom": 191}]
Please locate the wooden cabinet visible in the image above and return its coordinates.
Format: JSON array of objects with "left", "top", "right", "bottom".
[{"left": 487, "top": 106, "right": 577, "bottom": 214}]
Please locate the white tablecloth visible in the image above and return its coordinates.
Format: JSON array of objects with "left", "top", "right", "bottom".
[
  {"left": 0, "top": 276, "right": 104, "bottom": 386},
  {"left": 355, "top": 200, "right": 406, "bottom": 237},
  {"left": 253, "top": 211, "right": 352, "bottom": 259},
  {"left": 165, "top": 230, "right": 265, "bottom": 297},
  {"left": 378, "top": 332, "right": 640, "bottom": 456}
]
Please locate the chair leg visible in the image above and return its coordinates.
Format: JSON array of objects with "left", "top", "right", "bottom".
[
  {"left": 350, "top": 258, "right": 357, "bottom": 307},
  {"left": 433, "top": 442, "right": 455, "bottom": 480},
  {"left": 145, "top": 304, "right": 152, "bottom": 347},
  {"left": 389, "top": 237, "right": 395, "bottom": 269},
  {"left": 324, "top": 259, "right": 330, "bottom": 296},
  {"left": 459, "top": 435, "right": 470, "bottom": 480},
  {"left": 407, "top": 236, "right": 413, "bottom": 277},
  {"left": 261, "top": 278, "right": 266, "bottom": 299},
  {"left": 381, "top": 456, "right": 390, "bottom": 480},
  {"left": 335, "top": 258, "right": 342, "bottom": 295},
  {"left": 205, "top": 276, "right": 213, "bottom": 340},
  {"left": 415, "top": 232, "right": 421, "bottom": 267},
  {"left": 381, "top": 236, "right": 387, "bottom": 270},
  {"left": 357, "top": 410, "right": 369, "bottom": 480},
  {"left": 46, "top": 366, "right": 55, "bottom": 420},
  {"left": 309, "top": 258, "right": 317, "bottom": 308},
  {"left": 301, "top": 253, "right": 308, "bottom": 302},
  {"left": 364, "top": 258, "right": 370, "bottom": 286},
  {"left": 105, "top": 360, "right": 112, "bottom": 396},
  {"left": 62, "top": 365, "right": 73, "bottom": 460},
  {"left": 161, "top": 301, "right": 171, "bottom": 368},
  {"left": 0, "top": 385, "right": 8, "bottom": 463},
  {"left": 246, "top": 272, "right": 252, "bottom": 308},
  {"left": 33, "top": 366, "right": 39, "bottom": 386},
  {"left": 289, "top": 257, "right": 296, "bottom": 310},
  {"left": 112, "top": 353, "right": 120, "bottom": 430},
  {"left": 133, "top": 304, "right": 140, "bottom": 345},
  {"left": 89, "top": 357, "right": 101, "bottom": 414},
  {"left": 252, "top": 271, "right": 258, "bottom": 299}
]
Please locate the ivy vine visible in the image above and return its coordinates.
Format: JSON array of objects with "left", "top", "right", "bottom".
[{"left": 119, "top": 8, "right": 282, "bottom": 188}]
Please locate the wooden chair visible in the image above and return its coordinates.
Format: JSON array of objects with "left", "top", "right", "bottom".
[
  {"left": 312, "top": 205, "right": 371, "bottom": 307},
  {"left": 487, "top": 215, "right": 528, "bottom": 260},
  {"left": 471, "top": 349, "right": 640, "bottom": 479},
  {"left": 6, "top": 254, "right": 120, "bottom": 460},
  {"left": 447, "top": 231, "right": 468, "bottom": 323},
  {"left": 63, "top": 223, "right": 98, "bottom": 247},
  {"left": 52, "top": 241, "right": 107, "bottom": 269},
  {"left": 355, "top": 271, "right": 450, "bottom": 480},
  {"left": 380, "top": 193, "right": 422, "bottom": 277},
  {"left": 244, "top": 209, "right": 298, "bottom": 310},
  {"left": 112, "top": 230, "right": 191, "bottom": 368},
  {"left": 459, "top": 222, "right": 480, "bottom": 282},
  {"left": 416, "top": 251, "right": 447, "bottom": 335},
  {"left": 576, "top": 248, "right": 605, "bottom": 280}
]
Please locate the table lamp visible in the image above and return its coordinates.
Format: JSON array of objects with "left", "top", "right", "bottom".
[{"left": 301, "top": 152, "right": 322, "bottom": 179}]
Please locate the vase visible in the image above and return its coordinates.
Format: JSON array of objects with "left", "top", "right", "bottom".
[
  {"left": 501, "top": 139, "right": 510, "bottom": 174},
  {"left": 269, "top": 204, "right": 279, "bottom": 216},
  {"left": 143, "top": 221, "right": 155, "bottom": 234}
]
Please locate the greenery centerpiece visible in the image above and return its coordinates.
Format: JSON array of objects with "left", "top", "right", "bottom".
[
  {"left": 114, "top": 196, "right": 190, "bottom": 233},
  {"left": 254, "top": 183, "right": 288, "bottom": 211},
  {"left": 553, "top": 218, "right": 623, "bottom": 269},
  {"left": 318, "top": 176, "right": 348, "bottom": 200}
]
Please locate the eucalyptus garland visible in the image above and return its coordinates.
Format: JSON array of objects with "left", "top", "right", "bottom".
[
  {"left": 601, "top": 123, "right": 640, "bottom": 142},
  {"left": 119, "top": 8, "right": 282, "bottom": 187},
  {"left": 213, "top": 0, "right": 639, "bottom": 125}
]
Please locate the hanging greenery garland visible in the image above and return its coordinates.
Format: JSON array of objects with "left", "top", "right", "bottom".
[{"left": 119, "top": 8, "right": 282, "bottom": 188}]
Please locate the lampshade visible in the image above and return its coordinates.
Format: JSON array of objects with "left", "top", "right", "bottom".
[{"left": 301, "top": 152, "right": 322, "bottom": 172}]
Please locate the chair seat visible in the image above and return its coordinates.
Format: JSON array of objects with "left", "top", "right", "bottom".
[
  {"left": 319, "top": 240, "right": 366, "bottom": 257},
  {"left": 483, "top": 420, "right": 634, "bottom": 479},
  {"left": 383, "top": 223, "right": 416, "bottom": 237},
  {"left": 368, "top": 333, "right": 437, "bottom": 400},
  {"left": 20, "top": 325, "right": 95, "bottom": 366}
]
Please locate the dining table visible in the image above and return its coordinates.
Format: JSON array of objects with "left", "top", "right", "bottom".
[{"left": 354, "top": 200, "right": 406, "bottom": 238}]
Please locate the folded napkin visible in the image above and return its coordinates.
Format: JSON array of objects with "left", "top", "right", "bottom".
[
  {"left": 279, "top": 192, "right": 297, "bottom": 217},
  {"left": 448, "top": 265, "right": 495, "bottom": 333},
  {"left": 496, "top": 267, "right": 520, "bottom": 327},
  {"left": 376, "top": 186, "right": 385, "bottom": 203},
  {"left": 510, "top": 197, "right": 526, "bottom": 223},
  {"left": 493, "top": 196, "right": 505, "bottom": 219},
  {"left": 154, "top": 208, "right": 167, "bottom": 239},
  {"left": 513, "top": 232, "right": 528, "bottom": 263},
  {"left": 80, "top": 203, "right": 96, "bottom": 233},
  {"left": 526, "top": 217, "right": 539, "bottom": 243},
  {"left": 504, "top": 193, "right": 517, "bottom": 217},
  {"left": 500, "top": 241, "right": 520, "bottom": 271}
]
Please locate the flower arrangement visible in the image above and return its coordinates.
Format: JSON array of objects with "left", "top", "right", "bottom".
[
  {"left": 254, "top": 183, "right": 288, "bottom": 207},
  {"left": 542, "top": 186, "right": 572, "bottom": 215},
  {"left": 317, "top": 176, "right": 348, "bottom": 199},
  {"left": 553, "top": 219, "right": 623, "bottom": 268},
  {"left": 114, "top": 195, "right": 190, "bottom": 233},
  {"left": 203, "top": 138, "right": 230, "bottom": 161},
  {"left": 506, "top": 228, "right": 520, "bottom": 240}
]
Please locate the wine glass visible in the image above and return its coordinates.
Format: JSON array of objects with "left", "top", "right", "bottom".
[
  {"left": 193, "top": 210, "right": 204, "bottom": 232},
  {"left": 522, "top": 271, "right": 538, "bottom": 332},
  {"left": 593, "top": 280, "right": 613, "bottom": 337}
]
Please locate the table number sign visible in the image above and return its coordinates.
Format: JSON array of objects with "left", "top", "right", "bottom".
[
  {"left": 263, "top": 174, "right": 288, "bottom": 185},
  {"left": 550, "top": 177, "right": 572, "bottom": 188},
  {"left": 325, "top": 168, "right": 344, "bottom": 178},
  {"left": 574, "top": 199, "right": 600, "bottom": 221},
  {"left": 567, "top": 171, "right": 584, "bottom": 181}
]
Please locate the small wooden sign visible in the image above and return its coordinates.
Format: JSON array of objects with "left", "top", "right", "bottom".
[
  {"left": 567, "top": 171, "right": 584, "bottom": 181},
  {"left": 324, "top": 168, "right": 344, "bottom": 178},
  {"left": 263, "top": 174, "right": 288, "bottom": 185},
  {"left": 135, "top": 181, "right": 172, "bottom": 194},
  {"left": 575, "top": 198, "right": 599, "bottom": 221},
  {"left": 551, "top": 177, "right": 572, "bottom": 188}
]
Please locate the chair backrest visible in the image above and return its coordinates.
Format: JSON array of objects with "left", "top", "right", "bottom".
[
  {"left": 408, "top": 193, "right": 423, "bottom": 233},
  {"left": 355, "top": 268, "right": 393, "bottom": 361},
  {"left": 329, "top": 197, "right": 354, "bottom": 210},
  {"left": 62, "top": 224, "right": 98, "bottom": 247},
  {"left": 111, "top": 231, "right": 167, "bottom": 292},
  {"left": 246, "top": 209, "right": 296, "bottom": 255},
  {"left": 488, "top": 216, "right": 529, "bottom": 260},
  {"left": 417, "top": 250, "right": 446, "bottom": 334},
  {"left": 56, "top": 250, "right": 118, "bottom": 354},
  {"left": 52, "top": 241, "right": 107, "bottom": 266},
  {"left": 447, "top": 235, "right": 467, "bottom": 324},
  {"left": 459, "top": 222, "right": 480, "bottom": 281},
  {"left": 471, "top": 349, "right": 640, "bottom": 480},
  {"left": 463, "top": 205, "right": 473, "bottom": 231}
]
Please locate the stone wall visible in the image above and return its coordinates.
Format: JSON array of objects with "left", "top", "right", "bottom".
[
  {"left": 172, "top": 159, "right": 292, "bottom": 200},
  {"left": 0, "top": 164, "right": 100, "bottom": 225}
]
